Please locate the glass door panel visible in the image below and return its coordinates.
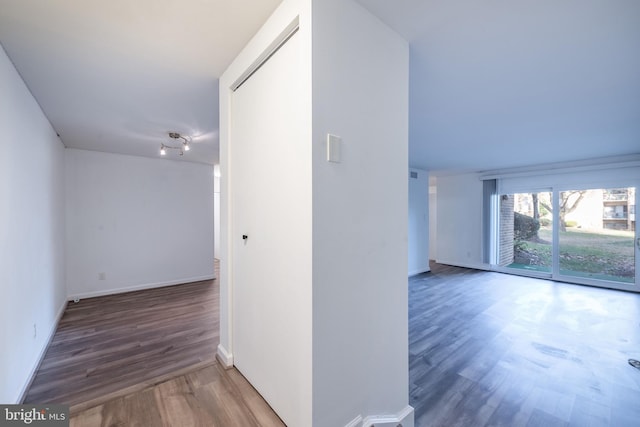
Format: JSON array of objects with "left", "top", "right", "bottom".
[
  {"left": 558, "top": 187, "right": 636, "bottom": 285},
  {"left": 499, "top": 192, "right": 553, "bottom": 274}
]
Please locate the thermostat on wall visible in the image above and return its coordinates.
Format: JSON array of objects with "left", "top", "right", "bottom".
[{"left": 327, "top": 134, "right": 342, "bottom": 163}]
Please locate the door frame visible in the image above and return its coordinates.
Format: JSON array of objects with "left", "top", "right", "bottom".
[{"left": 217, "top": 14, "right": 303, "bottom": 368}]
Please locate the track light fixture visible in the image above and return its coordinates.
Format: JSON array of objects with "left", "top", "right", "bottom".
[{"left": 159, "top": 132, "right": 193, "bottom": 156}]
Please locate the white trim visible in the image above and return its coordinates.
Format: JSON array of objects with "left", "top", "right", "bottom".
[
  {"left": 479, "top": 155, "right": 640, "bottom": 181},
  {"left": 67, "top": 275, "right": 215, "bottom": 301},
  {"left": 344, "top": 415, "right": 363, "bottom": 427},
  {"left": 362, "top": 405, "right": 414, "bottom": 427},
  {"left": 17, "top": 299, "right": 67, "bottom": 403},
  {"left": 489, "top": 190, "right": 500, "bottom": 265},
  {"left": 216, "top": 344, "right": 234, "bottom": 368},
  {"left": 551, "top": 189, "right": 561, "bottom": 278},
  {"left": 491, "top": 164, "right": 640, "bottom": 195},
  {"left": 231, "top": 17, "right": 300, "bottom": 91}
]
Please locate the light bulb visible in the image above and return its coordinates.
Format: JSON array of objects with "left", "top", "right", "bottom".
[
  {"left": 160, "top": 146, "right": 166, "bottom": 156},
  {"left": 184, "top": 143, "right": 190, "bottom": 151}
]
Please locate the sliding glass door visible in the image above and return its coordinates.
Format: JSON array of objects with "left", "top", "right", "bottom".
[
  {"left": 558, "top": 187, "right": 636, "bottom": 286},
  {"left": 496, "top": 185, "right": 638, "bottom": 291}
]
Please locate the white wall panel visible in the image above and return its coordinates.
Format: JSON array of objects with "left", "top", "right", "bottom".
[
  {"left": 0, "top": 45, "right": 67, "bottom": 403},
  {"left": 65, "top": 149, "right": 214, "bottom": 299}
]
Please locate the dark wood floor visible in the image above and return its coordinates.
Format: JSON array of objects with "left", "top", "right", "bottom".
[
  {"left": 26, "top": 261, "right": 640, "bottom": 426},
  {"left": 25, "top": 260, "right": 285, "bottom": 426},
  {"left": 25, "top": 273, "right": 220, "bottom": 413},
  {"left": 410, "top": 263, "right": 640, "bottom": 427}
]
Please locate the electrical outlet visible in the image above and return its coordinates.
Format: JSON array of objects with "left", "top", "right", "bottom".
[{"left": 99, "top": 272, "right": 106, "bottom": 280}]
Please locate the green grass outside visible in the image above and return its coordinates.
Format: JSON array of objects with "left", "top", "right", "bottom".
[{"left": 508, "top": 227, "right": 635, "bottom": 283}]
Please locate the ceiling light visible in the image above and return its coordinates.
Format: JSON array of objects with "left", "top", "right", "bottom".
[{"left": 159, "top": 132, "right": 193, "bottom": 157}]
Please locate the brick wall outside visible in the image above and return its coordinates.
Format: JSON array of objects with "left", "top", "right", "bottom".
[{"left": 499, "top": 195, "right": 514, "bottom": 266}]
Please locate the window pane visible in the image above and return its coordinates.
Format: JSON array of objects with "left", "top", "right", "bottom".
[
  {"left": 559, "top": 187, "right": 635, "bottom": 283},
  {"left": 499, "top": 192, "right": 552, "bottom": 273}
]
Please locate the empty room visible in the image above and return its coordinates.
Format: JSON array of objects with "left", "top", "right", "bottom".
[{"left": 1, "top": 1, "right": 639, "bottom": 426}]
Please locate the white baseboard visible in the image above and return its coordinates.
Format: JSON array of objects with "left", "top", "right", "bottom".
[
  {"left": 17, "top": 299, "right": 67, "bottom": 403},
  {"left": 216, "top": 344, "right": 233, "bottom": 368},
  {"left": 67, "top": 274, "right": 216, "bottom": 301},
  {"left": 362, "top": 405, "right": 414, "bottom": 427}
]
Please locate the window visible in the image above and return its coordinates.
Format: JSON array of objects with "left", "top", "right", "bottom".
[{"left": 493, "top": 184, "right": 637, "bottom": 289}]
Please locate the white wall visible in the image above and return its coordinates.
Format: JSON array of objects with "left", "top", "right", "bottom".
[
  {"left": 409, "top": 168, "right": 430, "bottom": 275},
  {"left": 220, "top": 1, "right": 411, "bottom": 425},
  {"left": 311, "top": 0, "right": 411, "bottom": 425},
  {"left": 65, "top": 149, "right": 214, "bottom": 299},
  {"left": 213, "top": 172, "right": 220, "bottom": 259},
  {"left": 429, "top": 175, "right": 438, "bottom": 260},
  {"left": 435, "top": 172, "right": 486, "bottom": 269},
  {"left": 0, "top": 45, "right": 67, "bottom": 403}
]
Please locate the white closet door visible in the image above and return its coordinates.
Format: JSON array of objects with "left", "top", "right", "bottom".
[{"left": 230, "top": 30, "right": 310, "bottom": 426}]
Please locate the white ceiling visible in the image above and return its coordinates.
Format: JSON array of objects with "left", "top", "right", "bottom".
[
  {"left": 358, "top": 0, "right": 640, "bottom": 172},
  {"left": 1, "top": 0, "right": 639, "bottom": 172},
  {"left": 0, "top": 0, "right": 282, "bottom": 165}
]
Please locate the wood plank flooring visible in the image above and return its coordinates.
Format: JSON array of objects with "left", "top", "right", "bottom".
[
  {"left": 26, "top": 261, "right": 640, "bottom": 426},
  {"left": 25, "top": 268, "right": 220, "bottom": 413},
  {"left": 69, "top": 362, "right": 285, "bottom": 427},
  {"left": 410, "top": 263, "right": 640, "bottom": 427}
]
